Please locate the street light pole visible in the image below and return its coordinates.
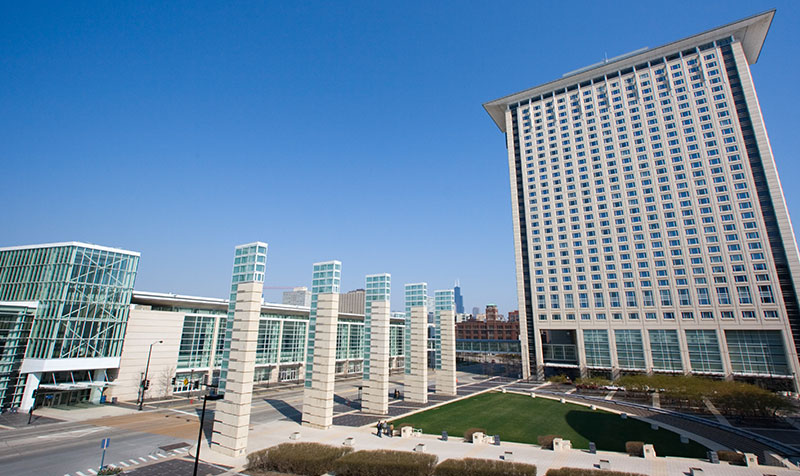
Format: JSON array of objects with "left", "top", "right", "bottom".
[
  {"left": 194, "top": 389, "right": 223, "bottom": 476},
  {"left": 138, "top": 340, "right": 163, "bottom": 411}
]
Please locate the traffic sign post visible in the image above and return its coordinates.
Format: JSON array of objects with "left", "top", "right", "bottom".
[{"left": 100, "top": 438, "right": 111, "bottom": 469}]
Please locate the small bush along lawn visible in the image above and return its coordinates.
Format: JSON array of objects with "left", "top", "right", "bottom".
[
  {"left": 434, "top": 457, "right": 536, "bottom": 476},
  {"left": 545, "top": 469, "right": 646, "bottom": 476},
  {"left": 246, "top": 442, "right": 352, "bottom": 476},
  {"left": 333, "top": 449, "right": 438, "bottom": 476},
  {"left": 392, "top": 392, "right": 708, "bottom": 458}
]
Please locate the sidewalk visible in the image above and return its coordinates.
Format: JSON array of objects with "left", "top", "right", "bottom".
[
  {"left": 34, "top": 403, "right": 141, "bottom": 422},
  {"left": 195, "top": 419, "right": 799, "bottom": 476}
]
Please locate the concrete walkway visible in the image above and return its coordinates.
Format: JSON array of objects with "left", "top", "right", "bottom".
[
  {"left": 195, "top": 419, "right": 799, "bottom": 476},
  {"left": 34, "top": 403, "right": 140, "bottom": 422}
]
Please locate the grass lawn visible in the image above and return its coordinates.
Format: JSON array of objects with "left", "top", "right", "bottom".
[{"left": 392, "top": 392, "right": 709, "bottom": 459}]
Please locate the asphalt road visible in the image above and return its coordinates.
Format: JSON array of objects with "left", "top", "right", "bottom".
[{"left": 0, "top": 375, "right": 399, "bottom": 476}]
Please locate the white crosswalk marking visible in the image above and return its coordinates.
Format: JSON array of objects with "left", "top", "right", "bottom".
[
  {"left": 138, "top": 457, "right": 147, "bottom": 462},
  {"left": 156, "top": 453, "right": 166, "bottom": 458},
  {"left": 76, "top": 472, "right": 87, "bottom": 476},
  {"left": 118, "top": 461, "right": 129, "bottom": 467},
  {"left": 148, "top": 454, "right": 158, "bottom": 460},
  {"left": 129, "top": 459, "right": 139, "bottom": 465},
  {"left": 88, "top": 470, "right": 97, "bottom": 475}
]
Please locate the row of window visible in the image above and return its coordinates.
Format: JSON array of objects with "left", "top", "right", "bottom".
[{"left": 538, "top": 308, "right": 779, "bottom": 322}]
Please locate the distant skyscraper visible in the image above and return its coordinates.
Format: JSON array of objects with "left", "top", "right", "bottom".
[
  {"left": 484, "top": 11, "right": 800, "bottom": 387},
  {"left": 472, "top": 306, "right": 480, "bottom": 317},
  {"left": 486, "top": 304, "right": 499, "bottom": 321},
  {"left": 339, "top": 288, "right": 365, "bottom": 314},
  {"left": 282, "top": 286, "right": 311, "bottom": 307},
  {"left": 454, "top": 281, "right": 465, "bottom": 314}
]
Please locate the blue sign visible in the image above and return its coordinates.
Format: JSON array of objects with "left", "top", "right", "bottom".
[{"left": 101, "top": 438, "right": 110, "bottom": 449}]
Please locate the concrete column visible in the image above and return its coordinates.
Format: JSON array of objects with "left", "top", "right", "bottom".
[
  {"left": 437, "top": 309, "right": 457, "bottom": 396},
  {"left": 302, "top": 293, "right": 339, "bottom": 429},
  {"left": 406, "top": 305, "right": 428, "bottom": 403},
  {"left": 89, "top": 369, "right": 105, "bottom": 404},
  {"left": 677, "top": 327, "right": 692, "bottom": 376},
  {"left": 20, "top": 372, "right": 41, "bottom": 411},
  {"left": 642, "top": 329, "right": 654, "bottom": 376},
  {"left": 211, "top": 281, "right": 263, "bottom": 457},
  {"left": 608, "top": 328, "right": 620, "bottom": 381},
  {"left": 576, "top": 328, "right": 588, "bottom": 378},
  {"left": 363, "top": 300, "right": 390, "bottom": 414}
]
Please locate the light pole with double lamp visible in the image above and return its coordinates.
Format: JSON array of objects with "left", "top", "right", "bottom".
[
  {"left": 194, "top": 386, "right": 223, "bottom": 476},
  {"left": 138, "top": 340, "right": 163, "bottom": 411}
]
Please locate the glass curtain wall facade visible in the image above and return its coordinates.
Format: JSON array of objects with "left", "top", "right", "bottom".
[
  {"left": 218, "top": 242, "right": 268, "bottom": 391},
  {"left": 0, "top": 243, "right": 139, "bottom": 408},
  {"left": 304, "top": 261, "right": 341, "bottom": 387},
  {"left": 484, "top": 12, "right": 800, "bottom": 386},
  {"left": 0, "top": 244, "right": 139, "bottom": 361},
  {"left": 0, "top": 303, "right": 36, "bottom": 408}
]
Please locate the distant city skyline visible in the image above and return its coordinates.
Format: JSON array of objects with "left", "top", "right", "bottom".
[{"left": 2, "top": 2, "right": 798, "bottom": 313}]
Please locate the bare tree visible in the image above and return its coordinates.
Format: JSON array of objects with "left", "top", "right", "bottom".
[{"left": 159, "top": 366, "right": 176, "bottom": 398}]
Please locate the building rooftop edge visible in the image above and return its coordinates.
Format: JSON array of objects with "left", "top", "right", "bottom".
[
  {"left": 131, "top": 290, "right": 369, "bottom": 319},
  {"left": 482, "top": 10, "right": 775, "bottom": 132},
  {"left": 0, "top": 241, "right": 141, "bottom": 256}
]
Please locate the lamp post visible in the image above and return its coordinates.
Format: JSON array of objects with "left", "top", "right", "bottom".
[
  {"left": 138, "top": 340, "right": 163, "bottom": 411},
  {"left": 194, "top": 389, "right": 223, "bottom": 476}
]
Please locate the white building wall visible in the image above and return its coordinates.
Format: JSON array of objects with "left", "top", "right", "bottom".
[{"left": 107, "top": 307, "right": 182, "bottom": 402}]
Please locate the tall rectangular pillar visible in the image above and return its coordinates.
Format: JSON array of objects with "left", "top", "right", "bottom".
[
  {"left": 406, "top": 305, "right": 428, "bottom": 403},
  {"left": 438, "top": 308, "right": 457, "bottom": 395},
  {"left": 211, "top": 241, "right": 268, "bottom": 458},
  {"left": 363, "top": 300, "right": 390, "bottom": 413},
  {"left": 434, "top": 290, "right": 456, "bottom": 395},
  {"left": 302, "top": 261, "right": 341, "bottom": 430}
]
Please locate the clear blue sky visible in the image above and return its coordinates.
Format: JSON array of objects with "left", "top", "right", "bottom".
[{"left": 2, "top": 1, "right": 799, "bottom": 314}]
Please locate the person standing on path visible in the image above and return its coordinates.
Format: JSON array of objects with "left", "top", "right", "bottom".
[{"left": 376, "top": 421, "right": 382, "bottom": 437}]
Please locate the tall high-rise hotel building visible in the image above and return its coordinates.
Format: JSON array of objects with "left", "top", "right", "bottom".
[{"left": 484, "top": 11, "right": 800, "bottom": 389}]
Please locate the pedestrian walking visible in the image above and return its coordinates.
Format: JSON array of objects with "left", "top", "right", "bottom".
[
  {"left": 389, "top": 423, "right": 394, "bottom": 437},
  {"left": 376, "top": 421, "right": 382, "bottom": 437}
]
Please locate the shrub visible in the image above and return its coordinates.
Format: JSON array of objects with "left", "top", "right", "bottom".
[
  {"left": 97, "top": 468, "right": 123, "bottom": 476},
  {"left": 434, "top": 457, "right": 537, "bottom": 476},
  {"left": 545, "top": 468, "right": 646, "bottom": 476},
  {"left": 625, "top": 441, "right": 644, "bottom": 457},
  {"left": 575, "top": 377, "right": 611, "bottom": 389},
  {"left": 537, "top": 434, "right": 561, "bottom": 449},
  {"left": 246, "top": 442, "right": 352, "bottom": 476},
  {"left": 333, "top": 449, "right": 438, "bottom": 476},
  {"left": 464, "top": 427, "right": 486, "bottom": 441},
  {"left": 716, "top": 450, "right": 746, "bottom": 465},
  {"left": 547, "top": 375, "right": 570, "bottom": 384}
]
